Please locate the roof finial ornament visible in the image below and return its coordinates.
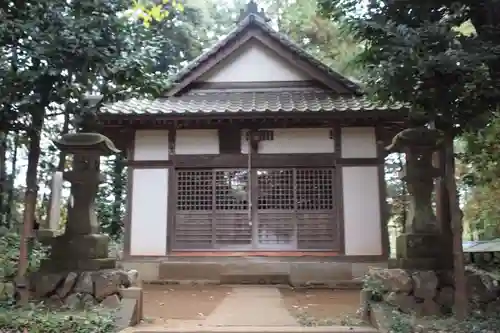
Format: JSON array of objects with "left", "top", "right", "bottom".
[{"left": 236, "top": 0, "right": 271, "bottom": 24}]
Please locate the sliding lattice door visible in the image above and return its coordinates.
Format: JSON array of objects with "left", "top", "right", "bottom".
[{"left": 173, "top": 168, "right": 339, "bottom": 251}]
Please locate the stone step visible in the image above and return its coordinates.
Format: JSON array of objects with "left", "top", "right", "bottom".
[
  {"left": 119, "top": 258, "right": 385, "bottom": 288},
  {"left": 129, "top": 326, "right": 378, "bottom": 333},
  {"left": 152, "top": 260, "right": 372, "bottom": 288}
]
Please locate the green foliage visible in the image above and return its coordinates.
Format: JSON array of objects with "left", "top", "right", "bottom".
[
  {"left": 460, "top": 116, "right": 500, "bottom": 239},
  {"left": 462, "top": 181, "right": 500, "bottom": 240},
  {"left": 270, "top": 0, "right": 363, "bottom": 77},
  {"left": 130, "top": 0, "right": 185, "bottom": 27},
  {"left": 361, "top": 274, "right": 385, "bottom": 302},
  {"left": 461, "top": 115, "right": 500, "bottom": 186},
  {"left": 318, "top": 0, "right": 500, "bottom": 130},
  {"left": 385, "top": 307, "right": 413, "bottom": 333},
  {"left": 1, "top": 0, "right": 176, "bottom": 135},
  {"left": 0, "top": 228, "right": 48, "bottom": 281},
  {"left": 0, "top": 302, "right": 115, "bottom": 333},
  {"left": 96, "top": 155, "right": 126, "bottom": 240}
]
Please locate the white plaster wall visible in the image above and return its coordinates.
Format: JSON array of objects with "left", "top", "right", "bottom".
[
  {"left": 199, "top": 41, "right": 310, "bottom": 82},
  {"left": 130, "top": 168, "right": 168, "bottom": 256},
  {"left": 133, "top": 130, "right": 169, "bottom": 161},
  {"left": 241, "top": 128, "right": 334, "bottom": 154},
  {"left": 176, "top": 129, "right": 219, "bottom": 155},
  {"left": 341, "top": 127, "right": 377, "bottom": 158},
  {"left": 342, "top": 166, "right": 383, "bottom": 256}
]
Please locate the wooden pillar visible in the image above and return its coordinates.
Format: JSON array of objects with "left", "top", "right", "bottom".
[
  {"left": 376, "top": 125, "right": 390, "bottom": 259},
  {"left": 167, "top": 126, "right": 177, "bottom": 254},
  {"left": 122, "top": 130, "right": 135, "bottom": 259},
  {"left": 333, "top": 123, "right": 345, "bottom": 254},
  {"left": 248, "top": 130, "right": 259, "bottom": 249}
]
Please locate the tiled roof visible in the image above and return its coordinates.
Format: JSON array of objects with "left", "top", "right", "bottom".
[
  {"left": 101, "top": 90, "right": 405, "bottom": 115},
  {"left": 169, "top": 14, "right": 361, "bottom": 94}
]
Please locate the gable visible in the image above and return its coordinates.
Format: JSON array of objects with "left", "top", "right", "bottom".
[
  {"left": 198, "top": 40, "right": 311, "bottom": 83},
  {"left": 166, "top": 14, "right": 361, "bottom": 97}
]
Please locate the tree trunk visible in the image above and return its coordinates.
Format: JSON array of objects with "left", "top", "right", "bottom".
[
  {"left": 110, "top": 154, "right": 125, "bottom": 238},
  {"left": 444, "top": 135, "right": 467, "bottom": 319},
  {"left": 397, "top": 152, "right": 407, "bottom": 233},
  {"left": 16, "top": 109, "right": 45, "bottom": 303},
  {"left": 6, "top": 131, "right": 19, "bottom": 225},
  {"left": 0, "top": 131, "right": 7, "bottom": 226}
]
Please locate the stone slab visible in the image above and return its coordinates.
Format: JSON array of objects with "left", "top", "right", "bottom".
[
  {"left": 129, "top": 326, "right": 378, "bottom": 333},
  {"left": 134, "top": 258, "right": 389, "bottom": 286},
  {"left": 116, "top": 298, "right": 140, "bottom": 329},
  {"left": 223, "top": 262, "right": 290, "bottom": 276},
  {"left": 289, "top": 262, "right": 352, "bottom": 286},
  {"left": 120, "top": 287, "right": 144, "bottom": 325},
  {"left": 159, "top": 263, "right": 224, "bottom": 281},
  {"left": 121, "top": 261, "right": 159, "bottom": 282},
  {"left": 203, "top": 286, "right": 298, "bottom": 327},
  {"left": 220, "top": 274, "right": 289, "bottom": 285}
]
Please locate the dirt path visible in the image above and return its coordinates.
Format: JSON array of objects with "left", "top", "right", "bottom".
[
  {"left": 280, "top": 288, "right": 363, "bottom": 326},
  {"left": 141, "top": 285, "right": 363, "bottom": 328},
  {"left": 143, "top": 284, "right": 231, "bottom": 324}
]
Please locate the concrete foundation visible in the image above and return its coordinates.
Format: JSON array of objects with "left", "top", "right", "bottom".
[{"left": 120, "top": 257, "right": 387, "bottom": 287}]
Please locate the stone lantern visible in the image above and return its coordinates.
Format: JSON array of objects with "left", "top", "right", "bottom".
[
  {"left": 30, "top": 132, "right": 143, "bottom": 317},
  {"left": 386, "top": 126, "right": 444, "bottom": 269},
  {"left": 39, "top": 132, "right": 121, "bottom": 272}
]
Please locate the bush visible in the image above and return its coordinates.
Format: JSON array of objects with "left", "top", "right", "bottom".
[
  {"left": 0, "top": 302, "right": 116, "bottom": 333},
  {"left": 0, "top": 227, "right": 49, "bottom": 281}
]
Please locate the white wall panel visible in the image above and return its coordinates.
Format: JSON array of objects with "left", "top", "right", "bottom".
[
  {"left": 241, "top": 128, "right": 334, "bottom": 154},
  {"left": 342, "top": 166, "right": 383, "bottom": 256},
  {"left": 176, "top": 129, "right": 219, "bottom": 155},
  {"left": 341, "top": 127, "right": 377, "bottom": 158},
  {"left": 130, "top": 169, "right": 168, "bottom": 256},
  {"left": 133, "top": 130, "right": 169, "bottom": 161}
]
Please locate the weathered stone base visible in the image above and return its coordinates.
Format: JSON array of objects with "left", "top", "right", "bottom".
[
  {"left": 40, "top": 233, "right": 116, "bottom": 272},
  {"left": 396, "top": 233, "right": 441, "bottom": 259},
  {"left": 29, "top": 269, "right": 139, "bottom": 310},
  {"left": 396, "top": 258, "right": 439, "bottom": 270},
  {"left": 50, "top": 233, "right": 111, "bottom": 260},
  {"left": 39, "top": 257, "right": 116, "bottom": 272},
  {"left": 36, "top": 229, "right": 59, "bottom": 245}
]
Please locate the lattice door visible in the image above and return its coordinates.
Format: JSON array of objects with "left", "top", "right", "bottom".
[
  {"left": 214, "top": 170, "right": 251, "bottom": 249},
  {"left": 174, "top": 168, "right": 338, "bottom": 251},
  {"left": 256, "top": 168, "right": 338, "bottom": 250},
  {"left": 295, "top": 168, "right": 337, "bottom": 250},
  {"left": 174, "top": 169, "right": 251, "bottom": 250},
  {"left": 257, "top": 169, "right": 296, "bottom": 249}
]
